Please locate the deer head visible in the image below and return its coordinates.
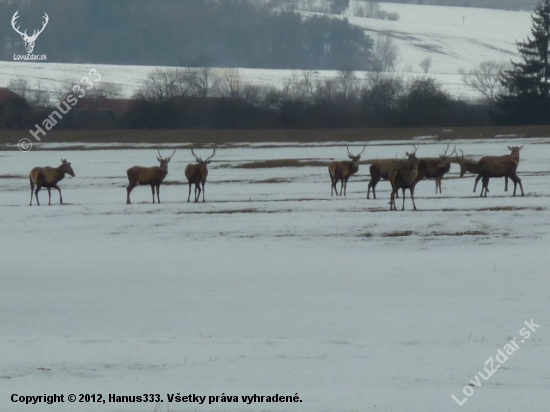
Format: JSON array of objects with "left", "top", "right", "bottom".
[
  {"left": 12, "top": 11, "right": 49, "bottom": 54},
  {"left": 60, "top": 159, "right": 75, "bottom": 177},
  {"left": 191, "top": 147, "right": 217, "bottom": 164},
  {"left": 346, "top": 145, "right": 366, "bottom": 165},
  {"left": 157, "top": 149, "right": 176, "bottom": 170}
]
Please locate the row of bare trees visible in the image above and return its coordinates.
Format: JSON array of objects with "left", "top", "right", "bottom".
[{"left": 329, "top": 144, "right": 524, "bottom": 210}]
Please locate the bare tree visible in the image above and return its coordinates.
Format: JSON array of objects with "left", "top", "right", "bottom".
[
  {"left": 337, "top": 68, "right": 358, "bottom": 98},
  {"left": 419, "top": 56, "right": 433, "bottom": 73},
  {"left": 216, "top": 68, "right": 242, "bottom": 98},
  {"left": 365, "top": 1, "right": 381, "bottom": 18},
  {"left": 372, "top": 34, "right": 398, "bottom": 72},
  {"left": 461, "top": 60, "right": 508, "bottom": 103}
]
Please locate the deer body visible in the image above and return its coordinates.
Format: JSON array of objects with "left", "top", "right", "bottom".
[
  {"left": 126, "top": 149, "right": 175, "bottom": 204},
  {"left": 29, "top": 159, "right": 75, "bottom": 206},
  {"left": 389, "top": 150, "right": 426, "bottom": 211},
  {"left": 367, "top": 159, "right": 405, "bottom": 199},
  {"left": 457, "top": 149, "right": 524, "bottom": 197},
  {"left": 328, "top": 146, "right": 366, "bottom": 196},
  {"left": 464, "top": 146, "right": 522, "bottom": 193},
  {"left": 185, "top": 147, "right": 216, "bottom": 202}
]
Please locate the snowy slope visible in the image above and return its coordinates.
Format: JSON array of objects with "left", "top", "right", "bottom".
[
  {"left": 0, "top": 3, "right": 533, "bottom": 100},
  {"left": 1, "top": 137, "right": 549, "bottom": 411}
]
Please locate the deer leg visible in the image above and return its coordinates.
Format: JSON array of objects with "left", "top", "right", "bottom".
[
  {"left": 473, "top": 175, "right": 482, "bottom": 192},
  {"left": 511, "top": 174, "right": 524, "bottom": 196},
  {"left": 481, "top": 177, "right": 489, "bottom": 197},
  {"left": 401, "top": 188, "right": 406, "bottom": 211},
  {"left": 126, "top": 182, "right": 136, "bottom": 204},
  {"left": 54, "top": 185, "right": 63, "bottom": 204},
  {"left": 202, "top": 182, "right": 206, "bottom": 202},
  {"left": 411, "top": 187, "right": 417, "bottom": 211},
  {"left": 505, "top": 176, "right": 509, "bottom": 192},
  {"left": 343, "top": 178, "right": 349, "bottom": 196},
  {"left": 150, "top": 185, "right": 156, "bottom": 203},
  {"left": 368, "top": 178, "right": 378, "bottom": 199},
  {"left": 35, "top": 186, "right": 41, "bottom": 206},
  {"left": 156, "top": 185, "right": 161, "bottom": 203},
  {"left": 47, "top": 188, "right": 52, "bottom": 206},
  {"left": 195, "top": 184, "right": 201, "bottom": 203},
  {"left": 187, "top": 182, "right": 192, "bottom": 202},
  {"left": 29, "top": 180, "right": 34, "bottom": 206},
  {"left": 390, "top": 189, "right": 396, "bottom": 210}
]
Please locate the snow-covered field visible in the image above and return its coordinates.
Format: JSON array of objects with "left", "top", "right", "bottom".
[
  {"left": 1, "top": 137, "right": 549, "bottom": 411},
  {"left": 0, "top": 3, "right": 533, "bottom": 100}
]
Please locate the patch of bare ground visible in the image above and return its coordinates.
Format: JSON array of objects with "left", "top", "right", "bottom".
[
  {"left": 426, "top": 230, "right": 488, "bottom": 236},
  {"left": 0, "top": 174, "right": 24, "bottom": 179},
  {"left": 381, "top": 230, "right": 414, "bottom": 237},
  {"left": 2, "top": 125, "right": 550, "bottom": 146},
  {"left": 227, "top": 159, "right": 328, "bottom": 169}
]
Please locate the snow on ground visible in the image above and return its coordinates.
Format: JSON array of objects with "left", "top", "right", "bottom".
[
  {"left": 0, "top": 3, "right": 533, "bottom": 100},
  {"left": 1, "top": 137, "right": 549, "bottom": 411}
]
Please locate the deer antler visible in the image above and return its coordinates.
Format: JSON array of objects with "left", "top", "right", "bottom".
[
  {"left": 347, "top": 145, "right": 366, "bottom": 157},
  {"left": 11, "top": 11, "right": 26, "bottom": 37},
  {"left": 191, "top": 148, "right": 203, "bottom": 162},
  {"left": 204, "top": 147, "right": 216, "bottom": 162},
  {"left": 29, "top": 13, "right": 49, "bottom": 40}
]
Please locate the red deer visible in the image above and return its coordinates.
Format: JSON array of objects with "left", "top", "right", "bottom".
[
  {"left": 367, "top": 157, "right": 407, "bottom": 199},
  {"left": 29, "top": 159, "right": 75, "bottom": 206},
  {"left": 185, "top": 147, "right": 216, "bottom": 202},
  {"left": 420, "top": 145, "right": 454, "bottom": 194},
  {"left": 389, "top": 148, "right": 428, "bottom": 211},
  {"left": 460, "top": 146, "right": 522, "bottom": 193},
  {"left": 328, "top": 145, "right": 366, "bottom": 196},
  {"left": 456, "top": 150, "right": 524, "bottom": 197},
  {"left": 126, "top": 149, "right": 176, "bottom": 204}
]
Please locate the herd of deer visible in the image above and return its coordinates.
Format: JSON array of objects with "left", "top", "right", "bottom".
[
  {"left": 328, "top": 144, "right": 524, "bottom": 211},
  {"left": 27, "top": 144, "right": 524, "bottom": 209},
  {"left": 28, "top": 148, "right": 217, "bottom": 206}
]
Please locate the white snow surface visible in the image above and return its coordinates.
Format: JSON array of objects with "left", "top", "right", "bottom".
[
  {"left": 0, "top": 3, "right": 534, "bottom": 100},
  {"left": 1, "top": 137, "right": 549, "bottom": 411}
]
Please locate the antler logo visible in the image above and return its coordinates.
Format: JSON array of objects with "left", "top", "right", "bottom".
[{"left": 11, "top": 10, "right": 49, "bottom": 54}]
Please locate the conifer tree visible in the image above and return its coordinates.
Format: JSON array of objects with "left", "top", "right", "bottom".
[{"left": 496, "top": 0, "right": 550, "bottom": 123}]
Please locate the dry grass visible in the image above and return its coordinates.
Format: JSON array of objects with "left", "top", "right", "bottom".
[
  {"left": 229, "top": 159, "right": 328, "bottom": 169},
  {"left": 2, "top": 125, "right": 550, "bottom": 146}
]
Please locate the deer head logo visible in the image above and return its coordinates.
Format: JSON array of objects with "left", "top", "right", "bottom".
[{"left": 11, "top": 11, "right": 49, "bottom": 54}]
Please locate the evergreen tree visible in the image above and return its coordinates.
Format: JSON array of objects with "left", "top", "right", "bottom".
[{"left": 496, "top": 0, "right": 550, "bottom": 124}]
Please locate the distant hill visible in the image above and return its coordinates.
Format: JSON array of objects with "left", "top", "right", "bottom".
[{"left": 381, "top": 0, "right": 537, "bottom": 11}]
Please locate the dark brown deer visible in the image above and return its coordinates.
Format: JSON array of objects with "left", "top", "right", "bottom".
[
  {"left": 461, "top": 146, "right": 522, "bottom": 193},
  {"left": 29, "top": 159, "right": 75, "bottom": 206},
  {"left": 185, "top": 147, "right": 216, "bottom": 202},
  {"left": 457, "top": 150, "right": 524, "bottom": 197},
  {"left": 367, "top": 157, "right": 407, "bottom": 199},
  {"left": 420, "top": 145, "right": 454, "bottom": 194},
  {"left": 126, "top": 149, "right": 176, "bottom": 204},
  {"left": 389, "top": 148, "right": 428, "bottom": 211},
  {"left": 328, "top": 145, "right": 366, "bottom": 196}
]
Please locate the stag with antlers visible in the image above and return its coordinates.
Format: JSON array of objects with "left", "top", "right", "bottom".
[
  {"left": 456, "top": 149, "right": 523, "bottom": 197},
  {"left": 389, "top": 147, "right": 428, "bottom": 211},
  {"left": 29, "top": 159, "right": 75, "bottom": 206},
  {"left": 126, "top": 149, "right": 176, "bottom": 204},
  {"left": 420, "top": 145, "right": 455, "bottom": 194},
  {"left": 185, "top": 147, "right": 216, "bottom": 202},
  {"left": 12, "top": 11, "right": 49, "bottom": 54},
  {"left": 328, "top": 145, "right": 366, "bottom": 196}
]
